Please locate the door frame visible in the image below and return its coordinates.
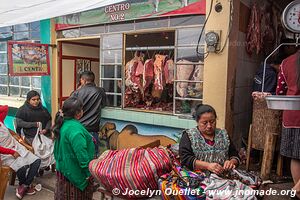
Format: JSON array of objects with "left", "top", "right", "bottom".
[{"left": 57, "top": 36, "right": 100, "bottom": 107}]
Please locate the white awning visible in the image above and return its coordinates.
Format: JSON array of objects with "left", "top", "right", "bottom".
[{"left": 0, "top": 0, "right": 124, "bottom": 28}]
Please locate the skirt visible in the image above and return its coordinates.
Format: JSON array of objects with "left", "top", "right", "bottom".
[
  {"left": 54, "top": 171, "right": 93, "bottom": 200},
  {"left": 280, "top": 127, "right": 300, "bottom": 160}
]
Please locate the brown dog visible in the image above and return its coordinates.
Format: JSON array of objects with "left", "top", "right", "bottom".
[
  {"left": 99, "top": 123, "right": 177, "bottom": 150},
  {"left": 99, "top": 122, "right": 119, "bottom": 150}
]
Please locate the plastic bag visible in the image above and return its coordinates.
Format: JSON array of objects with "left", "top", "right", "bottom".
[{"left": 32, "top": 128, "right": 55, "bottom": 168}]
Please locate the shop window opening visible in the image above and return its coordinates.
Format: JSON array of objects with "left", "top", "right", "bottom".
[
  {"left": 124, "top": 31, "right": 175, "bottom": 113},
  {"left": 100, "top": 27, "right": 204, "bottom": 116}
]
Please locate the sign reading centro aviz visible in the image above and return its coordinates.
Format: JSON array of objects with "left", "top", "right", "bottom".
[{"left": 8, "top": 41, "right": 50, "bottom": 76}]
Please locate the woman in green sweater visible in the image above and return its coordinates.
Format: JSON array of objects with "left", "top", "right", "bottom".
[{"left": 52, "top": 97, "right": 95, "bottom": 200}]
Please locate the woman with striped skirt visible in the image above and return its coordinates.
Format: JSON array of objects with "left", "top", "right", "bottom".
[
  {"left": 52, "top": 97, "right": 95, "bottom": 200},
  {"left": 276, "top": 51, "right": 300, "bottom": 199}
]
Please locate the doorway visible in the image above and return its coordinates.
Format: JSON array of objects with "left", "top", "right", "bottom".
[{"left": 58, "top": 37, "right": 100, "bottom": 107}]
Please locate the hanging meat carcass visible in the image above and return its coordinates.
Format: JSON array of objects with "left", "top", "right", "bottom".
[
  {"left": 164, "top": 59, "right": 174, "bottom": 84},
  {"left": 124, "top": 52, "right": 144, "bottom": 107},
  {"left": 188, "top": 64, "right": 203, "bottom": 98},
  {"left": 151, "top": 54, "right": 167, "bottom": 99},
  {"left": 176, "top": 59, "right": 194, "bottom": 98},
  {"left": 260, "top": 3, "right": 275, "bottom": 55},
  {"left": 246, "top": 2, "right": 262, "bottom": 55},
  {"left": 125, "top": 52, "right": 144, "bottom": 93},
  {"left": 160, "top": 58, "right": 174, "bottom": 104},
  {"left": 142, "top": 59, "right": 154, "bottom": 97}
]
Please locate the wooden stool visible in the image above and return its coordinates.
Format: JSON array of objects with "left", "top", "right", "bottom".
[
  {"left": 260, "top": 131, "right": 282, "bottom": 179},
  {"left": 0, "top": 165, "right": 12, "bottom": 200}
]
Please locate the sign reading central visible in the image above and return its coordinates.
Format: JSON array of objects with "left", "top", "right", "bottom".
[{"left": 8, "top": 41, "right": 50, "bottom": 76}]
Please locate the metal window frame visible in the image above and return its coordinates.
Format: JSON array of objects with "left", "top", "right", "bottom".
[
  {"left": 173, "top": 28, "right": 204, "bottom": 115},
  {"left": 0, "top": 23, "right": 42, "bottom": 97},
  {"left": 99, "top": 33, "right": 123, "bottom": 107}
]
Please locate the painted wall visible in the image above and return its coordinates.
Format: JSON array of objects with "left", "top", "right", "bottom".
[
  {"left": 4, "top": 107, "right": 18, "bottom": 130},
  {"left": 63, "top": 43, "right": 99, "bottom": 58},
  {"left": 203, "top": 0, "right": 231, "bottom": 131},
  {"left": 102, "top": 108, "right": 197, "bottom": 130},
  {"left": 61, "top": 59, "right": 75, "bottom": 96},
  {"left": 40, "top": 19, "right": 52, "bottom": 113},
  {"left": 101, "top": 119, "right": 183, "bottom": 141}
]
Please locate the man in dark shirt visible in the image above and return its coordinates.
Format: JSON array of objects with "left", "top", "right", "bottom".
[
  {"left": 71, "top": 71, "right": 106, "bottom": 156},
  {"left": 253, "top": 57, "right": 282, "bottom": 94}
]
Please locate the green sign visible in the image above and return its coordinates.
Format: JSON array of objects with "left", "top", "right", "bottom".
[{"left": 55, "top": 0, "right": 205, "bottom": 30}]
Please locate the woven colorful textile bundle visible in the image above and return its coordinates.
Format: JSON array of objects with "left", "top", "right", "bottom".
[
  {"left": 89, "top": 147, "right": 172, "bottom": 198},
  {"left": 159, "top": 165, "right": 206, "bottom": 200},
  {"left": 158, "top": 148, "right": 206, "bottom": 200}
]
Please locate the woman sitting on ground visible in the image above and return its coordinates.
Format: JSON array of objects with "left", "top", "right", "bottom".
[
  {"left": 52, "top": 97, "right": 95, "bottom": 200},
  {"left": 0, "top": 105, "right": 41, "bottom": 199},
  {"left": 179, "top": 104, "right": 240, "bottom": 174},
  {"left": 15, "top": 90, "right": 52, "bottom": 145}
]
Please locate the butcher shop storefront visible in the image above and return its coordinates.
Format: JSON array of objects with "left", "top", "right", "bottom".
[{"left": 54, "top": 0, "right": 206, "bottom": 136}]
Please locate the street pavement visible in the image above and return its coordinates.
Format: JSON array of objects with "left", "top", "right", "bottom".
[
  {"left": 4, "top": 171, "right": 55, "bottom": 200},
  {"left": 4, "top": 186, "right": 54, "bottom": 200},
  {"left": 3, "top": 171, "right": 110, "bottom": 200}
]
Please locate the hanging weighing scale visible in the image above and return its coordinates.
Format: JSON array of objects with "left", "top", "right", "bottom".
[
  {"left": 282, "top": 0, "right": 300, "bottom": 33},
  {"left": 264, "top": 0, "right": 300, "bottom": 110}
]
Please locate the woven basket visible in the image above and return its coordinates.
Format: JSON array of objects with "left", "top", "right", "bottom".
[{"left": 251, "top": 98, "right": 282, "bottom": 150}]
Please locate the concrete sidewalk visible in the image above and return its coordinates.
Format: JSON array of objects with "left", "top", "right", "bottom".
[{"left": 4, "top": 185, "right": 54, "bottom": 200}]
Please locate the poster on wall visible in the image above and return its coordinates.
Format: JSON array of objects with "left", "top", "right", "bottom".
[
  {"left": 8, "top": 41, "right": 50, "bottom": 76},
  {"left": 55, "top": 0, "right": 206, "bottom": 30},
  {"left": 75, "top": 59, "right": 91, "bottom": 86}
]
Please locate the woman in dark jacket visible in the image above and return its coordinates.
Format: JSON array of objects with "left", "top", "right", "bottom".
[{"left": 15, "top": 90, "right": 52, "bottom": 145}]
